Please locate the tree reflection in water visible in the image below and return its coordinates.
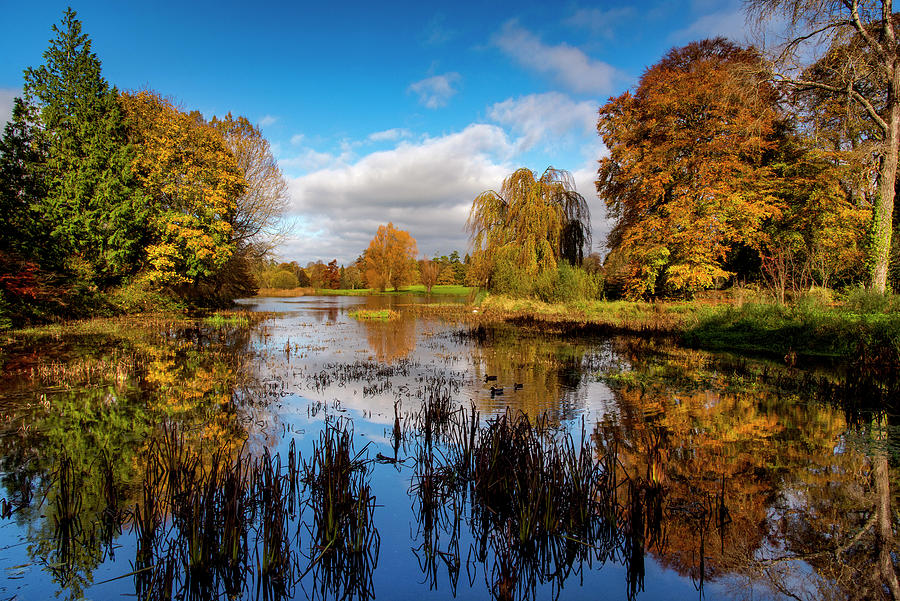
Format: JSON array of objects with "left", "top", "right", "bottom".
[
  {"left": 2, "top": 314, "right": 900, "bottom": 600},
  {"left": 599, "top": 338, "right": 900, "bottom": 601},
  {"left": 358, "top": 313, "right": 417, "bottom": 363}
]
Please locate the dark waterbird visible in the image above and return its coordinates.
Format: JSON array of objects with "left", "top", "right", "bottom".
[
  {"left": 490, "top": 386, "right": 504, "bottom": 397},
  {"left": 513, "top": 383, "right": 523, "bottom": 391},
  {"left": 484, "top": 374, "right": 498, "bottom": 382}
]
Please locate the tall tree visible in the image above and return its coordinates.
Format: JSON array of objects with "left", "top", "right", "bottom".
[
  {"left": 22, "top": 8, "right": 146, "bottom": 283},
  {"left": 747, "top": 0, "right": 900, "bottom": 291},
  {"left": 467, "top": 167, "right": 591, "bottom": 287},
  {"left": 597, "top": 39, "right": 783, "bottom": 298},
  {"left": 323, "top": 259, "right": 340, "bottom": 289},
  {"left": 364, "top": 223, "right": 417, "bottom": 291},
  {"left": 420, "top": 258, "right": 439, "bottom": 293}
]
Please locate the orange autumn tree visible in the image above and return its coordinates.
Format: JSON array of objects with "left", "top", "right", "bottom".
[
  {"left": 120, "top": 91, "right": 245, "bottom": 289},
  {"left": 597, "top": 39, "right": 783, "bottom": 298},
  {"left": 364, "top": 223, "right": 417, "bottom": 291}
]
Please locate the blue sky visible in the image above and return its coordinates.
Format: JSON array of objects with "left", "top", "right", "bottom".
[{"left": 0, "top": 0, "right": 753, "bottom": 265}]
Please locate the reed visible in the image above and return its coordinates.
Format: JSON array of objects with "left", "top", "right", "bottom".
[{"left": 301, "top": 417, "right": 379, "bottom": 600}]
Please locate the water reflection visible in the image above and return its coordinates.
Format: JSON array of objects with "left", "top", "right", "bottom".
[
  {"left": 598, "top": 338, "right": 898, "bottom": 600},
  {"left": 464, "top": 325, "right": 602, "bottom": 421},
  {"left": 357, "top": 315, "right": 416, "bottom": 363},
  {"left": 0, "top": 300, "right": 898, "bottom": 600}
]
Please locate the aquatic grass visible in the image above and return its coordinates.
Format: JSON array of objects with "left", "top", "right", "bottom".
[
  {"left": 408, "top": 404, "right": 621, "bottom": 601},
  {"left": 127, "top": 424, "right": 305, "bottom": 601},
  {"left": 301, "top": 417, "right": 379, "bottom": 601},
  {"left": 348, "top": 308, "right": 398, "bottom": 321},
  {"left": 204, "top": 312, "right": 251, "bottom": 328}
]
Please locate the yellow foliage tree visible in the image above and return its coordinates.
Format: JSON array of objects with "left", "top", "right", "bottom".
[
  {"left": 120, "top": 91, "right": 245, "bottom": 288},
  {"left": 364, "top": 223, "right": 417, "bottom": 291}
]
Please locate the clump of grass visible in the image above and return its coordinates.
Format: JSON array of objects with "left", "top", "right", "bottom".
[
  {"left": 130, "top": 424, "right": 302, "bottom": 601},
  {"left": 685, "top": 301, "right": 900, "bottom": 363},
  {"left": 409, "top": 406, "right": 618, "bottom": 600},
  {"left": 348, "top": 309, "right": 398, "bottom": 321},
  {"left": 841, "top": 287, "right": 900, "bottom": 314},
  {"left": 203, "top": 312, "right": 251, "bottom": 328},
  {"left": 301, "top": 417, "right": 379, "bottom": 600}
]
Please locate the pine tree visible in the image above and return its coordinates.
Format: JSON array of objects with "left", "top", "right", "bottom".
[
  {"left": 22, "top": 8, "right": 147, "bottom": 284},
  {"left": 0, "top": 97, "right": 49, "bottom": 263}
]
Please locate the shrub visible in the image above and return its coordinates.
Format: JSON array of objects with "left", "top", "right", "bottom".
[
  {"left": 491, "top": 257, "right": 534, "bottom": 298},
  {"left": 797, "top": 286, "right": 832, "bottom": 311},
  {"left": 842, "top": 286, "right": 899, "bottom": 314},
  {"left": 268, "top": 269, "right": 300, "bottom": 290}
]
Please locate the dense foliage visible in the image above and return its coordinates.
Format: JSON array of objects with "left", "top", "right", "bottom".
[
  {"left": 597, "top": 38, "right": 868, "bottom": 300},
  {"left": 0, "top": 10, "right": 287, "bottom": 326},
  {"left": 467, "top": 166, "right": 592, "bottom": 298},
  {"left": 747, "top": 0, "right": 900, "bottom": 294}
]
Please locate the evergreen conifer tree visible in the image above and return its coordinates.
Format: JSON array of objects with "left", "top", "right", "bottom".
[{"left": 22, "top": 8, "right": 147, "bottom": 284}]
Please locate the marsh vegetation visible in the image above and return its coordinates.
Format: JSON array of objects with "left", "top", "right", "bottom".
[{"left": 0, "top": 296, "right": 897, "bottom": 600}]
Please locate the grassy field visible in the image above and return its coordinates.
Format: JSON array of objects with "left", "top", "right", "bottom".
[{"left": 475, "top": 291, "right": 900, "bottom": 365}]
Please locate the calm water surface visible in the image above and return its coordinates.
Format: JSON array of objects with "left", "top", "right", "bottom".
[{"left": 0, "top": 295, "right": 893, "bottom": 600}]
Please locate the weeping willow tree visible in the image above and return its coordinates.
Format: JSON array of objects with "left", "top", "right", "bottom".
[{"left": 466, "top": 167, "right": 591, "bottom": 287}]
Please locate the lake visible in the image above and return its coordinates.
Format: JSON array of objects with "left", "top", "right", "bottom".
[{"left": 0, "top": 295, "right": 893, "bottom": 600}]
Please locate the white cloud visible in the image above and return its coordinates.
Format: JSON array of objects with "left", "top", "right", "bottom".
[
  {"left": 282, "top": 124, "right": 515, "bottom": 263},
  {"left": 670, "top": 6, "right": 749, "bottom": 43},
  {"left": 367, "top": 128, "right": 412, "bottom": 142},
  {"left": 259, "top": 114, "right": 278, "bottom": 127},
  {"left": 571, "top": 157, "right": 614, "bottom": 256},
  {"left": 290, "top": 133, "right": 305, "bottom": 145},
  {"left": 563, "top": 7, "right": 635, "bottom": 38},
  {"left": 493, "top": 21, "right": 619, "bottom": 95},
  {"left": 0, "top": 88, "right": 19, "bottom": 128},
  {"left": 487, "top": 92, "right": 597, "bottom": 153},
  {"left": 408, "top": 72, "right": 461, "bottom": 109}
]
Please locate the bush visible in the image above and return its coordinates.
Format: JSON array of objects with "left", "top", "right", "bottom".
[
  {"left": 534, "top": 263, "right": 602, "bottom": 303},
  {"left": 491, "top": 258, "right": 534, "bottom": 298},
  {"left": 797, "top": 286, "right": 833, "bottom": 311},
  {"left": 267, "top": 269, "right": 300, "bottom": 290},
  {"left": 842, "top": 286, "right": 899, "bottom": 314}
]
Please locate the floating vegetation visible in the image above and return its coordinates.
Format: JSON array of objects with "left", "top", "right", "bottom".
[
  {"left": 203, "top": 312, "right": 252, "bottom": 329},
  {"left": 348, "top": 309, "right": 398, "bottom": 321}
]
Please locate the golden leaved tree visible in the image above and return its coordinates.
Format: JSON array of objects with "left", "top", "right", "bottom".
[
  {"left": 121, "top": 91, "right": 245, "bottom": 289},
  {"left": 364, "top": 223, "right": 417, "bottom": 291},
  {"left": 597, "top": 39, "right": 782, "bottom": 298}
]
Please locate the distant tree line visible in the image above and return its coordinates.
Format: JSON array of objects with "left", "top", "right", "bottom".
[
  {"left": 0, "top": 9, "right": 288, "bottom": 326},
  {"left": 254, "top": 243, "right": 472, "bottom": 293}
]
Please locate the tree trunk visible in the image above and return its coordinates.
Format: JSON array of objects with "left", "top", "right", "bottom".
[{"left": 872, "top": 65, "right": 900, "bottom": 292}]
